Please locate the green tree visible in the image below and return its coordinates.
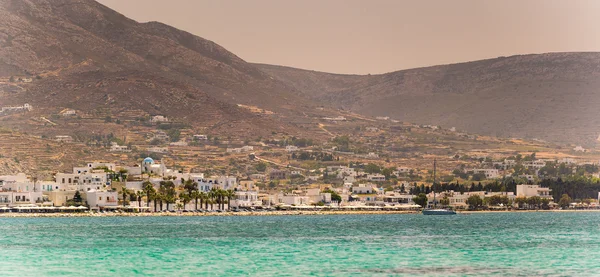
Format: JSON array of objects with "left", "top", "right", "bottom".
[
  {"left": 73, "top": 190, "right": 83, "bottom": 204},
  {"left": 558, "top": 194, "right": 572, "bottom": 209},
  {"left": 472, "top": 173, "right": 486, "bottom": 181},
  {"left": 527, "top": 196, "right": 542, "bottom": 209},
  {"left": 179, "top": 191, "right": 191, "bottom": 210},
  {"left": 323, "top": 188, "right": 342, "bottom": 203},
  {"left": 255, "top": 162, "right": 267, "bottom": 172},
  {"left": 413, "top": 193, "right": 428, "bottom": 208},
  {"left": 364, "top": 163, "right": 381, "bottom": 174},
  {"left": 514, "top": 197, "right": 527, "bottom": 209},
  {"left": 466, "top": 195, "right": 483, "bottom": 210}
]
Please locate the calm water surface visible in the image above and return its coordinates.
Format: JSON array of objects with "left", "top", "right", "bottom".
[{"left": 1, "top": 212, "right": 599, "bottom": 276}]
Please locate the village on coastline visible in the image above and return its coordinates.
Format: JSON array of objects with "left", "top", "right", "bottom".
[
  {"left": 2, "top": 108, "right": 600, "bottom": 214},
  {"left": 0, "top": 154, "right": 598, "bottom": 214}
]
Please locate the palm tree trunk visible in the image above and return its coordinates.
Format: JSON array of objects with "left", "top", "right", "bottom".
[{"left": 195, "top": 198, "right": 198, "bottom": 210}]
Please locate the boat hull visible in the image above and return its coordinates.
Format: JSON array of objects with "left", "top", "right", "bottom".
[{"left": 422, "top": 209, "right": 457, "bottom": 215}]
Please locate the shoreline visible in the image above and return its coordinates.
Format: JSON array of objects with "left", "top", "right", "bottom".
[{"left": 1, "top": 209, "right": 600, "bottom": 218}]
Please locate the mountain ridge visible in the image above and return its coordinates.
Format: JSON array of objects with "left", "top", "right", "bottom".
[{"left": 256, "top": 52, "right": 600, "bottom": 145}]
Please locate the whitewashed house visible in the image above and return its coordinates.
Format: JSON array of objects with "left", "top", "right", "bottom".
[{"left": 86, "top": 190, "right": 118, "bottom": 210}]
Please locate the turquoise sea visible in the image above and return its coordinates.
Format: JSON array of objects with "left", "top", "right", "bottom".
[{"left": 1, "top": 212, "right": 599, "bottom": 276}]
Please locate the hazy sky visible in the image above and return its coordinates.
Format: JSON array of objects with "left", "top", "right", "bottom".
[{"left": 98, "top": 0, "right": 600, "bottom": 74}]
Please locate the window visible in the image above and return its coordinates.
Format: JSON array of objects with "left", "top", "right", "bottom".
[{"left": 99, "top": 197, "right": 102, "bottom": 200}]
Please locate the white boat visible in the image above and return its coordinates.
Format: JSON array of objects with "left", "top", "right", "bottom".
[
  {"left": 423, "top": 159, "right": 456, "bottom": 215},
  {"left": 422, "top": 208, "right": 456, "bottom": 215}
]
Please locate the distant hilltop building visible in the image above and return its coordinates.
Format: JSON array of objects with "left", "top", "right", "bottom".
[
  {"left": 193, "top": 134, "right": 208, "bottom": 141},
  {"left": 109, "top": 142, "right": 130, "bottom": 152},
  {"left": 147, "top": 146, "right": 168, "bottom": 153},
  {"left": 1, "top": 103, "right": 32, "bottom": 114},
  {"left": 573, "top": 146, "right": 586, "bottom": 152},
  {"left": 54, "top": 135, "right": 73, "bottom": 143},
  {"left": 60, "top": 109, "right": 76, "bottom": 116},
  {"left": 375, "top": 116, "right": 389, "bottom": 121},
  {"left": 150, "top": 115, "right": 168, "bottom": 123},
  {"left": 227, "top": 146, "right": 254, "bottom": 153},
  {"left": 323, "top": 116, "right": 346, "bottom": 121}
]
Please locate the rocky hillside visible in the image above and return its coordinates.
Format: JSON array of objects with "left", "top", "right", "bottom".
[
  {"left": 0, "top": 0, "right": 324, "bottom": 138},
  {"left": 257, "top": 53, "right": 600, "bottom": 145}
]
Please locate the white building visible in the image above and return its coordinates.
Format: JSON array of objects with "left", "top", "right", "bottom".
[
  {"left": 193, "top": 135, "right": 208, "bottom": 141},
  {"left": 285, "top": 145, "right": 299, "bottom": 152},
  {"left": 55, "top": 171, "right": 110, "bottom": 192},
  {"left": 471, "top": 169, "right": 499, "bottom": 179},
  {"left": 396, "top": 167, "right": 412, "bottom": 174},
  {"left": 323, "top": 116, "right": 346, "bottom": 121},
  {"left": 277, "top": 194, "right": 310, "bottom": 206},
  {"left": 73, "top": 162, "right": 117, "bottom": 174},
  {"left": 523, "top": 160, "right": 546, "bottom": 170},
  {"left": 367, "top": 174, "right": 386, "bottom": 182},
  {"left": 352, "top": 184, "right": 377, "bottom": 194},
  {"left": 516, "top": 184, "right": 552, "bottom": 199},
  {"left": 1, "top": 103, "right": 32, "bottom": 113},
  {"left": 365, "top": 153, "right": 379, "bottom": 159},
  {"left": 518, "top": 175, "right": 536, "bottom": 182},
  {"left": 170, "top": 141, "right": 188, "bottom": 147},
  {"left": 150, "top": 115, "right": 168, "bottom": 123},
  {"left": 147, "top": 146, "right": 168, "bottom": 153},
  {"left": 86, "top": 190, "right": 118, "bottom": 210},
  {"left": 61, "top": 109, "right": 76, "bottom": 116},
  {"left": 0, "top": 191, "right": 44, "bottom": 207},
  {"left": 226, "top": 146, "right": 254, "bottom": 153},
  {"left": 306, "top": 188, "right": 332, "bottom": 204},
  {"left": 110, "top": 142, "right": 130, "bottom": 152},
  {"left": 55, "top": 135, "right": 73, "bottom": 143},
  {"left": 196, "top": 176, "right": 237, "bottom": 192}
]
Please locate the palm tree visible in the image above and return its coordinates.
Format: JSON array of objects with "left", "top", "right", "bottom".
[
  {"left": 216, "top": 189, "right": 226, "bottom": 210},
  {"left": 191, "top": 191, "right": 201, "bottom": 211},
  {"left": 136, "top": 191, "right": 145, "bottom": 208},
  {"left": 158, "top": 180, "right": 177, "bottom": 211},
  {"left": 165, "top": 194, "right": 176, "bottom": 211},
  {"left": 179, "top": 191, "right": 191, "bottom": 210},
  {"left": 209, "top": 189, "right": 218, "bottom": 210},
  {"left": 201, "top": 191, "right": 209, "bottom": 210},
  {"left": 224, "top": 189, "right": 235, "bottom": 210},
  {"left": 121, "top": 187, "right": 131, "bottom": 205},
  {"left": 157, "top": 193, "right": 164, "bottom": 211},
  {"left": 143, "top": 181, "right": 155, "bottom": 208}
]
